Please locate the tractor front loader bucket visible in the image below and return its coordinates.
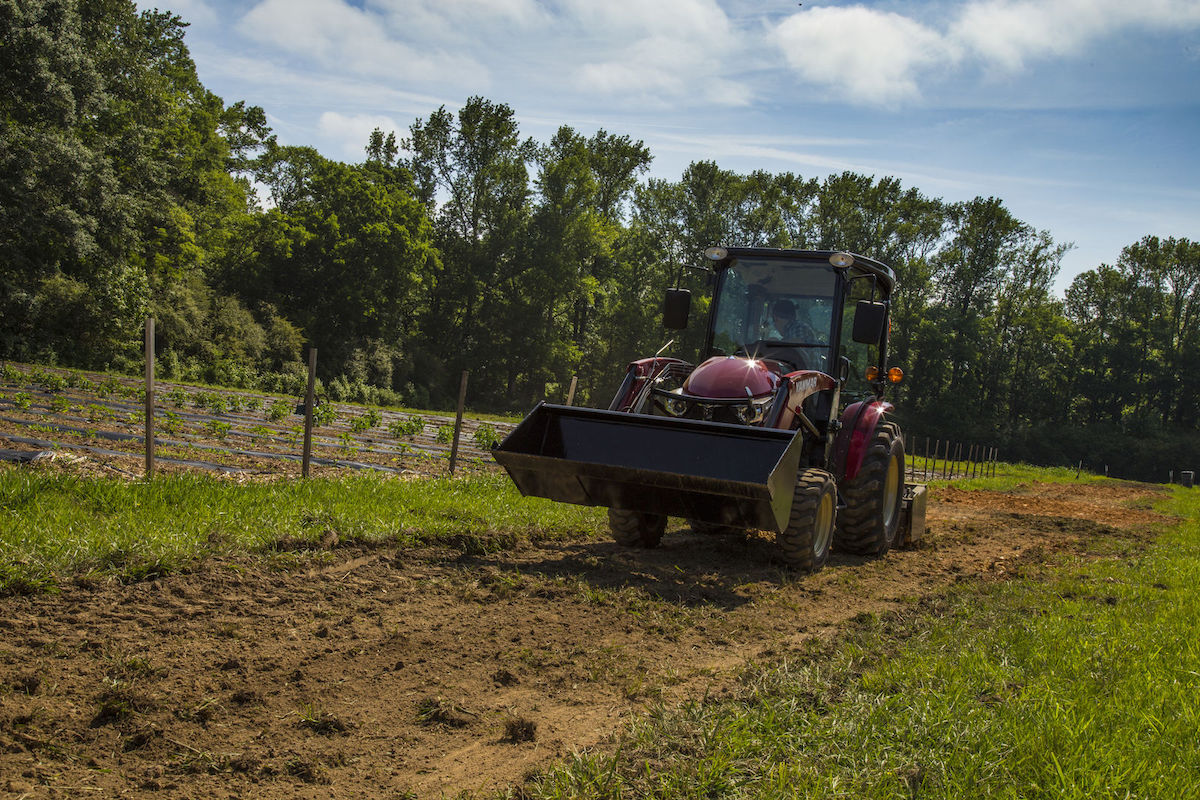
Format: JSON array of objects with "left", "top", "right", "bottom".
[{"left": 492, "top": 403, "right": 805, "bottom": 532}]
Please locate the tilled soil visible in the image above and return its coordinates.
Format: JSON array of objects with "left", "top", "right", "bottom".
[{"left": 0, "top": 478, "right": 1170, "bottom": 798}]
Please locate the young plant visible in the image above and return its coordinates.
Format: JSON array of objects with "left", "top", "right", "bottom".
[
  {"left": 267, "top": 399, "right": 292, "bottom": 422},
  {"left": 164, "top": 387, "right": 189, "bottom": 407},
  {"left": 312, "top": 403, "right": 338, "bottom": 427},
  {"left": 435, "top": 424, "right": 455, "bottom": 445},
  {"left": 350, "top": 409, "right": 381, "bottom": 433},
  {"left": 388, "top": 415, "right": 425, "bottom": 438},
  {"left": 205, "top": 420, "right": 232, "bottom": 440},
  {"left": 50, "top": 394, "right": 71, "bottom": 414},
  {"left": 95, "top": 377, "right": 122, "bottom": 398},
  {"left": 84, "top": 403, "right": 111, "bottom": 421},
  {"left": 13, "top": 392, "right": 33, "bottom": 411},
  {"left": 473, "top": 423, "right": 500, "bottom": 449},
  {"left": 161, "top": 411, "right": 183, "bottom": 436}
]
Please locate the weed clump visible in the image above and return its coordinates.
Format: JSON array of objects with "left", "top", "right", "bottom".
[
  {"left": 416, "top": 696, "right": 471, "bottom": 727},
  {"left": 503, "top": 715, "right": 537, "bottom": 743}
]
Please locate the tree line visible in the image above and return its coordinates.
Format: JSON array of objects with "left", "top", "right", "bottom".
[{"left": 2, "top": 0, "right": 1197, "bottom": 480}]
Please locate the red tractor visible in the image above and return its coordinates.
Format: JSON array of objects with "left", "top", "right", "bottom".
[{"left": 494, "top": 247, "right": 926, "bottom": 572}]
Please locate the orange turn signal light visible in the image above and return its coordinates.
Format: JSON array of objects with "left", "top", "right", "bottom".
[
  {"left": 888, "top": 367, "right": 905, "bottom": 384},
  {"left": 865, "top": 366, "right": 880, "bottom": 381}
]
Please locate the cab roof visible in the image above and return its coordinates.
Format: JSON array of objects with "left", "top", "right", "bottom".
[{"left": 709, "top": 247, "right": 896, "bottom": 294}]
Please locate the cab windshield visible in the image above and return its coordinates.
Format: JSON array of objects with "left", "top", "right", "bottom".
[{"left": 711, "top": 259, "right": 838, "bottom": 369}]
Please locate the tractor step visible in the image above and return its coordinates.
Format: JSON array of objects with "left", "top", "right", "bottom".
[
  {"left": 492, "top": 403, "right": 805, "bottom": 532},
  {"left": 897, "top": 483, "right": 928, "bottom": 547}
]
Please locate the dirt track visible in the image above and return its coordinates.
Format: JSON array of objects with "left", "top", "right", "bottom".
[{"left": 0, "top": 478, "right": 1168, "bottom": 798}]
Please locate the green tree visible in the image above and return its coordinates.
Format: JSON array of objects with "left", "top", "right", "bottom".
[{"left": 403, "top": 97, "right": 536, "bottom": 405}]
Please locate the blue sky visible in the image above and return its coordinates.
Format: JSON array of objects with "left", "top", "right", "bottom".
[{"left": 149, "top": 0, "right": 1200, "bottom": 292}]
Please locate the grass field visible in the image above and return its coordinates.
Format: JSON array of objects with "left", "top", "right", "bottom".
[
  {"left": 530, "top": 473, "right": 1200, "bottom": 799},
  {"left": 0, "top": 468, "right": 607, "bottom": 594},
  {"left": 2, "top": 462, "right": 1194, "bottom": 796}
]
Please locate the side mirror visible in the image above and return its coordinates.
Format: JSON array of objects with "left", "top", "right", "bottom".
[
  {"left": 663, "top": 288, "right": 691, "bottom": 330},
  {"left": 852, "top": 300, "right": 887, "bottom": 344}
]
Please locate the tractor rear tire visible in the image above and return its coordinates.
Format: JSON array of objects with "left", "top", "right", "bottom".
[
  {"left": 835, "top": 421, "right": 904, "bottom": 555},
  {"left": 609, "top": 508, "right": 666, "bottom": 548},
  {"left": 777, "top": 468, "right": 836, "bottom": 572}
]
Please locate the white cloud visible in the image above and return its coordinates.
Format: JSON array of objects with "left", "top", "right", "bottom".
[
  {"left": 565, "top": 0, "right": 753, "bottom": 107},
  {"left": 770, "top": 0, "right": 1200, "bottom": 107},
  {"left": 771, "top": 6, "right": 955, "bottom": 107},
  {"left": 368, "top": 0, "right": 550, "bottom": 42},
  {"left": 161, "top": 0, "right": 218, "bottom": 27},
  {"left": 318, "top": 111, "right": 404, "bottom": 159},
  {"left": 238, "top": 0, "right": 488, "bottom": 87},
  {"left": 952, "top": 0, "right": 1200, "bottom": 72}
]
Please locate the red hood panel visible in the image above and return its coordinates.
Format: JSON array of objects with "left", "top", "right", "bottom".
[{"left": 683, "top": 356, "right": 780, "bottom": 398}]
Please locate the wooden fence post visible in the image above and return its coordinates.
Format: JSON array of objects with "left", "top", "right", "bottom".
[
  {"left": 144, "top": 317, "right": 155, "bottom": 478},
  {"left": 449, "top": 370, "right": 469, "bottom": 474},
  {"left": 302, "top": 347, "right": 316, "bottom": 478},
  {"left": 566, "top": 376, "right": 578, "bottom": 406},
  {"left": 923, "top": 437, "right": 930, "bottom": 481}
]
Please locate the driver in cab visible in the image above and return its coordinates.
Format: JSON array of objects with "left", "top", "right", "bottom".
[{"left": 766, "top": 299, "right": 799, "bottom": 340}]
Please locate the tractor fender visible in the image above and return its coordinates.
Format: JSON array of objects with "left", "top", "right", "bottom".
[
  {"left": 773, "top": 370, "right": 836, "bottom": 431},
  {"left": 832, "top": 399, "right": 894, "bottom": 481},
  {"left": 609, "top": 357, "right": 691, "bottom": 412}
]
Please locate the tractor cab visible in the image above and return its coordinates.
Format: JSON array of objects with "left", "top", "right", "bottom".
[{"left": 651, "top": 248, "right": 896, "bottom": 433}]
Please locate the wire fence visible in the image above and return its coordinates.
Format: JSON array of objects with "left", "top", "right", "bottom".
[{"left": 905, "top": 435, "right": 998, "bottom": 482}]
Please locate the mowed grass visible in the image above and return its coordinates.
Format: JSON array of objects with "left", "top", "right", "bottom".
[
  {"left": 0, "top": 468, "right": 606, "bottom": 593},
  {"left": 532, "top": 476, "right": 1200, "bottom": 799}
]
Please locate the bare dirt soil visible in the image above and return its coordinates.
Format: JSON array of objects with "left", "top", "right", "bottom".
[{"left": 0, "top": 475, "right": 1170, "bottom": 799}]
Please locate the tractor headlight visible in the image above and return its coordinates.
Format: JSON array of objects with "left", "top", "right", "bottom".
[
  {"left": 663, "top": 397, "right": 689, "bottom": 417},
  {"left": 734, "top": 396, "right": 772, "bottom": 425}
]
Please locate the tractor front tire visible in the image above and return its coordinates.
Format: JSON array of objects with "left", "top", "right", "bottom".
[
  {"left": 609, "top": 509, "right": 666, "bottom": 548},
  {"left": 835, "top": 422, "right": 905, "bottom": 555},
  {"left": 777, "top": 468, "right": 836, "bottom": 572}
]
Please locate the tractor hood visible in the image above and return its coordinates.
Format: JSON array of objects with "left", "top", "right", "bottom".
[{"left": 683, "top": 356, "right": 781, "bottom": 399}]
